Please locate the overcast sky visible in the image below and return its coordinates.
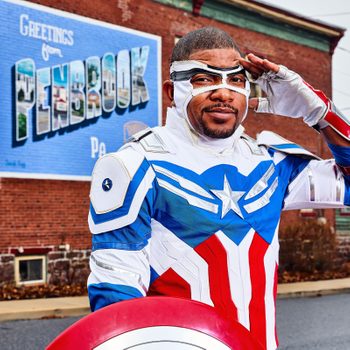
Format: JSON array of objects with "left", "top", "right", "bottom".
[{"left": 260, "top": 0, "right": 350, "bottom": 114}]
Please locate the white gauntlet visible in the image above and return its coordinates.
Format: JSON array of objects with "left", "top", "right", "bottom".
[
  {"left": 254, "top": 65, "right": 326, "bottom": 126},
  {"left": 254, "top": 65, "right": 350, "bottom": 141}
]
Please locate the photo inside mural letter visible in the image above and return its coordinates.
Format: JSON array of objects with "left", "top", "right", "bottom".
[
  {"left": 102, "top": 53, "right": 116, "bottom": 112},
  {"left": 117, "top": 49, "right": 131, "bottom": 108},
  {"left": 52, "top": 64, "right": 69, "bottom": 131},
  {"left": 86, "top": 57, "right": 102, "bottom": 119},
  {"left": 70, "top": 60, "right": 86, "bottom": 125},
  {"left": 16, "top": 59, "right": 35, "bottom": 141},
  {"left": 131, "top": 46, "right": 150, "bottom": 105},
  {"left": 1, "top": 0, "right": 160, "bottom": 179},
  {"left": 37, "top": 67, "right": 51, "bottom": 134}
]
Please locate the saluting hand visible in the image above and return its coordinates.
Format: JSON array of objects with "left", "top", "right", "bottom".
[{"left": 239, "top": 53, "right": 280, "bottom": 111}]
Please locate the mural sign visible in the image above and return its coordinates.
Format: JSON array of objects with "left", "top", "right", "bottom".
[{"left": 0, "top": 0, "right": 161, "bottom": 180}]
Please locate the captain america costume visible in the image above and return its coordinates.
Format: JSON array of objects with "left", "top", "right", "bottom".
[{"left": 87, "top": 60, "right": 350, "bottom": 350}]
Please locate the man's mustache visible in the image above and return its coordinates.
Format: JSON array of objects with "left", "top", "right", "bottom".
[{"left": 203, "top": 103, "right": 238, "bottom": 114}]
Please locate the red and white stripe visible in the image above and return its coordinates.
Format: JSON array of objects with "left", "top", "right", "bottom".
[
  {"left": 303, "top": 80, "right": 350, "bottom": 140},
  {"left": 148, "top": 221, "right": 280, "bottom": 350}
]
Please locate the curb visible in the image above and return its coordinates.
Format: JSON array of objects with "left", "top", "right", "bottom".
[
  {"left": 0, "top": 296, "right": 90, "bottom": 323},
  {"left": 277, "top": 277, "right": 350, "bottom": 299},
  {"left": 1, "top": 278, "right": 350, "bottom": 322}
]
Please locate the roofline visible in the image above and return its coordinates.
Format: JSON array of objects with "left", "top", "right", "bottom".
[
  {"left": 155, "top": 0, "right": 345, "bottom": 53},
  {"left": 225, "top": 0, "right": 345, "bottom": 37}
]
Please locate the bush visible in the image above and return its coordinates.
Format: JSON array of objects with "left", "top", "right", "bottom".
[
  {"left": 279, "top": 221, "right": 350, "bottom": 283},
  {"left": 0, "top": 283, "right": 87, "bottom": 301}
]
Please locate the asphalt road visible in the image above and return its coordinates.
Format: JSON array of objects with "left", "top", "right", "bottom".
[
  {"left": 276, "top": 293, "right": 350, "bottom": 349},
  {"left": 0, "top": 293, "right": 350, "bottom": 350}
]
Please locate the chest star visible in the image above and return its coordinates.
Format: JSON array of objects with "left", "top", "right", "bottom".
[{"left": 211, "top": 175, "right": 245, "bottom": 219}]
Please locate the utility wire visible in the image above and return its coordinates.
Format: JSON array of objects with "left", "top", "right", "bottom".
[
  {"left": 311, "top": 11, "right": 350, "bottom": 17},
  {"left": 334, "top": 88, "right": 350, "bottom": 97},
  {"left": 337, "top": 47, "right": 350, "bottom": 54}
]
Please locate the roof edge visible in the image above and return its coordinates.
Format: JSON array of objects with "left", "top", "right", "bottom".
[{"left": 154, "top": 0, "right": 345, "bottom": 53}]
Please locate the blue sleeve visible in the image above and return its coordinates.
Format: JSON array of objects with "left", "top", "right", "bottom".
[
  {"left": 88, "top": 283, "right": 143, "bottom": 311},
  {"left": 87, "top": 152, "right": 156, "bottom": 312},
  {"left": 328, "top": 143, "right": 350, "bottom": 167},
  {"left": 328, "top": 144, "right": 350, "bottom": 204}
]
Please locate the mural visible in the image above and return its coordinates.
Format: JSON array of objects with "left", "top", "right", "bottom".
[{"left": 0, "top": 0, "right": 161, "bottom": 179}]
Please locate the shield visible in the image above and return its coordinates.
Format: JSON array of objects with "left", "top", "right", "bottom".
[{"left": 46, "top": 297, "right": 263, "bottom": 349}]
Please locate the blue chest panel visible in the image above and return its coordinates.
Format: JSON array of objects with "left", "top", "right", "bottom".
[{"left": 151, "top": 159, "right": 286, "bottom": 248}]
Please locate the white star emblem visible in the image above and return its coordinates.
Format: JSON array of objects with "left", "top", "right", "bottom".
[
  {"left": 211, "top": 175, "right": 245, "bottom": 219},
  {"left": 103, "top": 179, "right": 110, "bottom": 189}
]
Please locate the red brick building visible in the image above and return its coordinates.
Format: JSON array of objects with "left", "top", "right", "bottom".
[{"left": 0, "top": 0, "right": 347, "bottom": 288}]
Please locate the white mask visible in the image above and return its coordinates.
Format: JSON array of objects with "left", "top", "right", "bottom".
[{"left": 170, "top": 60, "right": 251, "bottom": 127}]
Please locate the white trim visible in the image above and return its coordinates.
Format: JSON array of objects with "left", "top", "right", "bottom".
[
  {"left": 244, "top": 177, "right": 278, "bottom": 213},
  {"left": 157, "top": 178, "right": 218, "bottom": 213},
  {"left": 150, "top": 220, "right": 213, "bottom": 306},
  {"left": 3, "top": 0, "right": 162, "bottom": 41},
  {"left": 238, "top": 229, "right": 255, "bottom": 330},
  {"left": 150, "top": 219, "right": 192, "bottom": 274},
  {"left": 217, "top": 229, "right": 255, "bottom": 330},
  {"left": 0, "top": 171, "right": 91, "bottom": 181},
  {"left": 89, "top": 166, "right": 155, "bottom": 233},
  {"left": 89, "top": 248, "right": 150, "bottom": 294},
  {"left": 245, "top": 163, "right": 274, "bottom": 200},
  {"left": 153, "top": 164, "right": 213, "bottom": 199},
  {"left": 216, "top": 231, "right": 245, "bottom": 326},
  {"left": 173, "top": 254, "right": 214, "bottom": 306},
  {"left": 94, "top": 326, "right": 231, "bottom": 350}
]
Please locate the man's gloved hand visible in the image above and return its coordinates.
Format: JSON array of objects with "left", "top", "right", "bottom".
[{"left": 240, "top": 53, "right": 327, "bottom": 127}]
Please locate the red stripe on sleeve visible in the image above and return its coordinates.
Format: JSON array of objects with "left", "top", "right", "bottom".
[
  {"left": 325, "top": 111, "right": 350, "bottom": 139},
  {"left": 302, "top": 80, "right": 328, "bottom": 105}
]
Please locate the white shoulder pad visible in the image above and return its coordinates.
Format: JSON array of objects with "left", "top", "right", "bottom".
[
  {"left": 90, "top": 148, "right": 144, "bottom": 214},
  {"left": 257, "top": 131, "right": 321, "bottom": 160},
  {"left": 129, "top": 127, "right": 170, "bottom": 153}
]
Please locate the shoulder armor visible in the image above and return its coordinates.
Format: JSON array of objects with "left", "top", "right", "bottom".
[
  {"left": 128, "top": 127, "right": 153, "bottom": 142},
  {"left": 129, "top": 127, "right": 169, "bottom": 153},
  {"left": 257, "top": 131, "right": 321, "bottom": 160},
  {"left": 241, "top": 133, "right": 264, "bottom": 156},
  {"left": 90, "top": 148, "right": 144, "bottom": 214}
]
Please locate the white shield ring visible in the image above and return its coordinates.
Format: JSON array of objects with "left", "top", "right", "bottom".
[{"left": 46, "top": 297, "right": 263, "bottom": 350}]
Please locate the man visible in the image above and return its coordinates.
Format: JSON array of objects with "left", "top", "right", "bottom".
[{"left": 87, "top": 27, "right": 350, "bottom": 350}]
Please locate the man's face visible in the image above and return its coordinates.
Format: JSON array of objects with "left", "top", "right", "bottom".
[{"left": 186, "top": 48, "right": 247, "bottom": 139}]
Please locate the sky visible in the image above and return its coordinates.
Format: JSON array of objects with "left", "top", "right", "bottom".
[{"left": 260, "top": 0, "right": 350, "bottom": 114}]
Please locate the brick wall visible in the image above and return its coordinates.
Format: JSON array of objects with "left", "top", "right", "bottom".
[
  {"left": 0, "top": 179, "right": 90, "bottom": 253},
  {"left": 0, "top": 0, "right": 345, "bottom": 287}
]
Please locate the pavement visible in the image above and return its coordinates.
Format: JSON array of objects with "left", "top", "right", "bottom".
[{"left": 0, "top": 278, "right": 350, "bottom": 323}]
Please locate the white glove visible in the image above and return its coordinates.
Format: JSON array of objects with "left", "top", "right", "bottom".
[{"left": 254, "top": 65, "right": 327, "bottom": 127}]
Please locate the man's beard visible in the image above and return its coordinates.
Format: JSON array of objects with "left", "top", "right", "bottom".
[
  {"left": 201, "top": 122, "right": 237, "bottom": 139},
  {"left": 199, "top": 103, "right": 239, "bottom": 139}
]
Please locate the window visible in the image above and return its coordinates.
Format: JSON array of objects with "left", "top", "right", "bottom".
[
  {"left": 15, "top": 255, "right": 46, "bottom": 285},
  {"left": 336, "top": 208, "right": 350, "bottom": 235},
  {"left": 339, "top": 207, "right": 350, "bottom": 216}
]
